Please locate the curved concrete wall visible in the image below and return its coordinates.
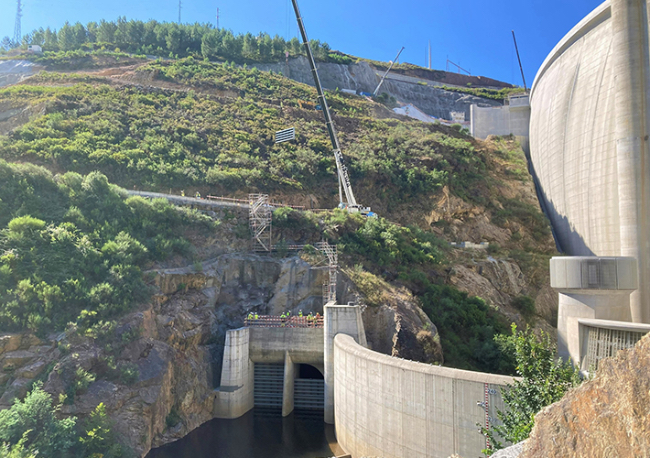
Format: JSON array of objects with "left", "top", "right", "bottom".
[
  {"left": 333, "top": 334, "right": 514, "bottom": 458},
  {"left": 529, "top": 0, "right": 650, "bottom": 323},
  {"left": 530, "top": 1, "right": 616, "bottom": 257}
]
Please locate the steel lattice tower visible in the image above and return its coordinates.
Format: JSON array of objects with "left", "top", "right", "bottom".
[
  {"left": 13, "top": 0, "right": 22, "bottom": 46},
  {"left": 314, "top": 242, "right": 337, "bottom": 305},
  {"left": 249, "top": 194, "right": 272, "bottom": 252}
]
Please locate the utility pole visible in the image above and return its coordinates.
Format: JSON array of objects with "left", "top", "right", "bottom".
[
  {"left": 216, "top": 7, "right": 219, "bottom": 29},
  {"left": 178, "top": 0, "right": 182, "bottom": 24},
  {"left": 13, "top": 0, "right": 22, "bottom": 46},
  {"left": 428, "top": 40, "right": 431, "bottom": 69},
  {"left": 511, "top": 30, "right": 527, "bottom": 92}
]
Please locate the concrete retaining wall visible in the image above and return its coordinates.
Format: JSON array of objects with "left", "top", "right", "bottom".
[
  {"left": 248, "top": 326, "right": 323, "bottom": 367},
  {"left": 470, "top": 95, "right": 530, "bottom": 152},
  {"left": 213, "top": 327, "right": 254, "bottom": 418},
  {"left": 333, "top": 334, "right": 514, "bottom": 458}
]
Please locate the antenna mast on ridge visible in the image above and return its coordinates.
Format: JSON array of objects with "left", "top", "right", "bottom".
[
  {"left": 178, "top": 0, "right": 182, "bottom": 24},
  {"left": 13, "top": 0, "right": 22, "bottom": 46}
]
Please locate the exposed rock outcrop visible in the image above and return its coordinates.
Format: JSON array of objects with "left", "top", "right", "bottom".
[
  {"left": 520, "top": 333, "right": 650, "bottom": 457},
  {"left": 255, "top": 56, "right": 502, "bottom": 119},
  {"left": 0, "top": 251, "right": 443, "bottom": 457}
]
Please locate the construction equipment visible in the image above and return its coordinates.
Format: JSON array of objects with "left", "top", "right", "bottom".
[
  {"left": 290, "top": 0, "right": 375, "bottom": 217},
  {"left": 511, "top": 30, "right": 527, "bottom": 92},
  {"left": 373, "top": 46, "right": 405, "bottom": 96}
]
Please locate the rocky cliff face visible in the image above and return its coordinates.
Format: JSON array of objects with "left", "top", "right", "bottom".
[
  {"left": 0, "top": 251, "right": 443, "bottom": 457},
  {"left": 255, "top": 56, "right": 502, "bottom": 119},
  {"left": 520, "top": 333, "right": 650, "bottom": 457}
]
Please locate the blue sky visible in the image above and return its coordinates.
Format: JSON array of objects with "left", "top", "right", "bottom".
[{"left": 0, "top": 0, "right": 603, "bottom": 86}]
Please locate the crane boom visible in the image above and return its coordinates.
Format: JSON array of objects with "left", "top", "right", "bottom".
[
  {"left": 373, "top": 46, "right": 405, "bottom": 96},
  {"left": 291, "top": 0, "right": 371, "bottom": 214}
]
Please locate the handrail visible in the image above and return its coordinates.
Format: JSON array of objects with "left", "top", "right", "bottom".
[{"left": 244, "top": 315, "right": 324, "bottom": 328}]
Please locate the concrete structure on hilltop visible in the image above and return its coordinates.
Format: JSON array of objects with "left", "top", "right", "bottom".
[
  {"left": 470, "top": 94, "right": 531, "bottom": 153},
  {"left": 528, "top": 0, "right": 650, "bottom": 365},
  {"left": 213, "top": 305, "right": 514, "bottom": 458}
]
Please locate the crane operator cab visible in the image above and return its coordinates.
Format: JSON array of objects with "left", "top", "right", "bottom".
[{"left": 338, "top": 202, "right": 376, "bottom": 218}]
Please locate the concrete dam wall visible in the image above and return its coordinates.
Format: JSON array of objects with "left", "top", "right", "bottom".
[
  {"left": 333, "top": 334, "right": 514, "bottom": 458},
  {"left": 529, "top": 0, "right": 650, "bottom": 324}
]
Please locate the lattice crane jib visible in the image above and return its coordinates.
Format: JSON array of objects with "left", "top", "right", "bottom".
[{"left": 249, "top": 193, "right": 272, "bottom": 252}]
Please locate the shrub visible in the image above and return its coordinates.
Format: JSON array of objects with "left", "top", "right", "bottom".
[
  {"left": 484, "top": 325, "right": 581, "bottom": 453},
  {"left": 0, "top": 161, "right": 214, "bottom": 334},
  {"left": 0, "top": 383, "right": 77, "bottom": 458},
  {"left": 511, "top": 295, "right": 535, "bottom": 321},
  {"left": 120, "top": 363, "right": 139, "bottom": 385},
  {"left": 165, "top": 408, "right": 182, "bottom": 428}
]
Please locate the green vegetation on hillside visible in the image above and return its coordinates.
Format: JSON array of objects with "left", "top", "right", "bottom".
[
  {"left": 0, "top": 383, "right": 126, "bottom": 457},
  {"left": 273, "top": 208, "right": 512, "bottom": 373},
  {"left": 0, "top": 59, "right": 498, "bottom": 213},
  {"left": 0, "top": 57, "right": 553, "bottom": 376},
  {"left": 0, "top": 160, "right": 214, "bottom": 335},
  {"left": 2, "top": 17, "right": 347, "bottom": 65},
  {"left": 440, "top": 85, "right": 526, "bottom": 101}
]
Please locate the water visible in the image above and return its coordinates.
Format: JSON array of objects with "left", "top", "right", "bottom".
[{"left": 146, "top": 409, "right": 342, "bottom": 458}]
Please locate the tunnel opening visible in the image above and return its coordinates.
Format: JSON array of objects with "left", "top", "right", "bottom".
[
  {"left": 298, "top": 364, "right": 324, "bottom": 380},
  {"left": 294, "top": 364, "right": 324, "bottom": 411}
]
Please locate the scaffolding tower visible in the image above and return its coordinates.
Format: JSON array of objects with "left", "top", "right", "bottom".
[
  {"left": 315, "top": 242, "right": 337, "bottom": 305},
  {"left": 249, "top": 194, "right": 272, "bottom": 252}
]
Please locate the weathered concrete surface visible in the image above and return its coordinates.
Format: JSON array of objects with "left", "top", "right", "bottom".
[
  {"left": 529, "top": 0, "right": 650, "bottom": 323},
  {"left": 334, "top": 334, "right": 514, "bottom": 458},
  {"left": 520, "top": 333, "right": 650, "bottom": 457},
  {"left": 324, "top": 305, "right": 367, "bottom": 424},
  {"left": 550, "top": 256, "right": 637, "bottom": 359},
  {"left": 248, "top": 326, "right": 323, "bottom": 367},
  {"left": 213, "top": 327, "right": 253, "bottom": 419},
  {"left": 471, "top": 95, "right": 530, "bottom": 153}
]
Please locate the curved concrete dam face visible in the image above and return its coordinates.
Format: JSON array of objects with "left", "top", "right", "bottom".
[{"left": 529, "top": 0, "right": 650, "bottom": 323}]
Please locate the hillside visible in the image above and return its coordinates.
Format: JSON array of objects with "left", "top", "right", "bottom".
[
  {"left": 0, "top": 50, "right": 561, "bottom": 455},
  {"left": 0, "top": 56, "right": 556, "bottom": 368}
]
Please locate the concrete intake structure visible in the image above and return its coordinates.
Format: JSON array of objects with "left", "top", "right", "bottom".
[
  {"left": 529, "top": 0, "right": 650, "bottom": 331},
  {"left": 212, "top": 306, "right": 514, "bottom": 457}
]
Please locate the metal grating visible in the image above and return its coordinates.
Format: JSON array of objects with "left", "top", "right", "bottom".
[
  {"left": 294, "top": 379, "right": 324, "bottom": 410},
  {"left": 584, "top": 326, "right": 646, "bottom": 371},
  {"left": 254, "top": 363, "right": 284, "bottom": 409},
  {"left": 275, "top": 127, "right": 296, "bottom": 143}
]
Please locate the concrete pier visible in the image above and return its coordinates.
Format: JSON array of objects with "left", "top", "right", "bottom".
[
  {"left": 323, "top": 305, "right": 367, "bottom": 424},
  {"left": 550, "top": 256, "right": 638, "bottom": 360},
  {"left": 612, "top": 0, "right": 650, "bottom": 323},
  {"left": 282, "top": 352, "right": 296, "bottom": 417}
]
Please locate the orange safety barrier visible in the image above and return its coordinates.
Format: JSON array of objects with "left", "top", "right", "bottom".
[{"left": 244, "top": 315, "right": 324, "bottom": 328}]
